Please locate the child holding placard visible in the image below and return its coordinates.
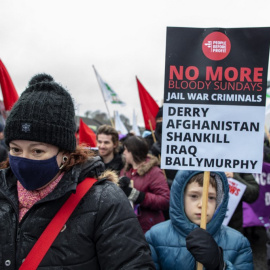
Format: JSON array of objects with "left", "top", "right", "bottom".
[{"left": 145, "top": 170, "right": 253, "bottom": 270}]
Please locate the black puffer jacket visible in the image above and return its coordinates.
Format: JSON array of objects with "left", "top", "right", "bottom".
[
  {"left": 228, "top": 172, "right": 259, "bottom": 232},
  {"left": 0, "top": 156, "right": 155, "bottom": 270},
  {"left": 103, "top": 153, "right": 124, "bottom": 176}
]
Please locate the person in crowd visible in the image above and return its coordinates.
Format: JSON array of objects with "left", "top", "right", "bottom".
[
  {"left": 142, "top": 130, "right": 151, "bottom": 138},
  {"left": 0, "top": 122, "right": 7, "bottom": 148},
  {"left": 0, "top": 144, "right": 8, "bottom": 162},
  {"left": 0, "top": 73, "right": 155, "bottom": 269},
  {"left": 119, "top": 135, "right": 170, "bottom": 233},
  {"left": 118, "top": 132, "right": 136, "bottom": 154},
  {"left": 145, "top": 107, "right": 176, "bottom": 220},
  {"left": 225, "top": 172, "right": 259, "bottom": 233},
  {"left": 145, "top": 106, "right": 177, "bottom": 189},
  {"left": 145, "top": 170, "right": 253, "bottom": 269},
  {"left": 96, "top": 124, "right": 124, "bottom": 175},
  {"left": 144, "top": 107, "right": 163, "bottom": 154},
  {"left": 0, "top": 123, "right": 9, "bottom": 162}
]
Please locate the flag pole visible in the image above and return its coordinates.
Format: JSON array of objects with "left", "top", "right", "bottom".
[
  {"left": 148, "top": 119, "right": 157, "bottom": 143},
  {"left": 197, "top": 171, "right": 210, "bottom": 270},
  {"left": 92, "top": 65, "right": 114, "bottom": 126},
  {"left": 113, "top": 110, "right": 116, "bottom": 128}
]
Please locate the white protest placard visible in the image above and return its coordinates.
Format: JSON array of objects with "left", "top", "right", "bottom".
[
  {"left": 162, "top": 103, "right": 264, "bottom": 172},
  {"left": 222, "top": 178, "right": 247, "bottom": 226},
  {"left": 161, "top": 27, "right": 270, "bottom": 173}
]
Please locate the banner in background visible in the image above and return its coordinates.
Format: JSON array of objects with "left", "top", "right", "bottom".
[
  {"left": 161, "top": 27, "right": 270, "bottom": 173},
  {"left": 223, "top": 178, "right": 246, "bottom": 226}
]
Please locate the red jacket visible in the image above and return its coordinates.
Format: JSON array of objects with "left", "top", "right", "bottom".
[{"left": 120, "top": 155, "right": 170, "bottom": 233}]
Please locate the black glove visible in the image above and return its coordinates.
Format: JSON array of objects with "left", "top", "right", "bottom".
[
  {"left": 186, "top": 227, "right": 225, "bottom": 270},
  {"left": 118, "top": 176, "right": 145, "bottom": 204}
]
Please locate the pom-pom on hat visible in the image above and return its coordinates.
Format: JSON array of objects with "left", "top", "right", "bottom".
[{"left": 4, "top": 73, "right": 76, "bottom": 152}]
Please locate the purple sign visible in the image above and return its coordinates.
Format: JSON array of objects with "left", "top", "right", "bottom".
[{"left": 243, "top": 162, "right": 270, "bottom": 228}]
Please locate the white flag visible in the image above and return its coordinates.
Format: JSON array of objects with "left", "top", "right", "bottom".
[
  {"left": 132, "top": 109, "right": 141, "bottom": 136},
  {"left": 94, "top": 67, "right": 125, "bottom": 105},
  {"left": 114, "top": 111, "right": 128, "bottom": 135}
]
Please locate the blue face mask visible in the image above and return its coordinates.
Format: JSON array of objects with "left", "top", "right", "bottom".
[{"left": 9, "top": 154, "right": 60, "bottom": 191}]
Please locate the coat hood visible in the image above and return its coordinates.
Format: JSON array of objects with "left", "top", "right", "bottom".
[{"left": 170, "top": 170, "right": 229, "bottom": 237}]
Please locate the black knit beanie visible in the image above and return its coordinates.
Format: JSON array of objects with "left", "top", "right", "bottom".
[
  {"left": 155, "top": 106, "right": 163, "bottom": 120},
  {"left": 4, "top": 73, "right": 76, "bottom": 152}
]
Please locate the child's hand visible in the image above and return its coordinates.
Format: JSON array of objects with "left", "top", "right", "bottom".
[{"left": 186, "top": 227, "right": 225, "bottom": 270}]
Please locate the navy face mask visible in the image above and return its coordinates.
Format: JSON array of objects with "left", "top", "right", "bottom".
[{"left": 9, "top": 154, "right": 60, "bottom": 191}]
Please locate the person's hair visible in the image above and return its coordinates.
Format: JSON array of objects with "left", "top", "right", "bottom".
[
  {"left": 0, "top": 144, "right": 96, "bottom": 171},
  {"left": 185, "top": 173, "right": 217, "bottom": 191},
  {"left": 60, "top": 144, "right": 96, "bottom": 171},
  {"left": 123, "top": 136, "right": 148, "bottom": 164},
  {"left": 96, "top": 125, "right": 119, "bottom": 153}
]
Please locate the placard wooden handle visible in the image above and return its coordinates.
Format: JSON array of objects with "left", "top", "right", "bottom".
[{"left": 197, "top": 171, "right": 210, "bottom": 270}]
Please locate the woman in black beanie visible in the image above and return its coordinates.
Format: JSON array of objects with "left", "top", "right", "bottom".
[{"left": 0, "top": 74, "right": 154, "bottom": 270}]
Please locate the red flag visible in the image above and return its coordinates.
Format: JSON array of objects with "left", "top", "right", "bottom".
[
  {"left": 0, "top": 59, "right": 19, "bottom": 111},
  {"left": 136, "top": 77, "right": 159, "bottom": 130},
  {"left": 79, "top": 119, "right": 97, "bottom": 147}
]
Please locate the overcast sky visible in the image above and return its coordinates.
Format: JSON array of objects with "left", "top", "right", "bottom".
[{"left": 1, "top": 0, "right": 270, "bottom": 127}]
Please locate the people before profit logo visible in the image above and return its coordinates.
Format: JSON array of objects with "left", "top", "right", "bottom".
[{"left": 202, "top": 32, "right": 231, "bottom": 61}]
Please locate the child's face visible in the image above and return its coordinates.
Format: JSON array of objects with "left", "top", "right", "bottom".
[{"left": 184, "top": 181, "right": 217, "bottom": 226}]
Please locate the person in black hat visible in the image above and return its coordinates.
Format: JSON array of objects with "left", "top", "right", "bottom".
[
  {"left": 146, "top": 106, "right": 177, "bottom": 189},
  {"left": 0, "top": 73, "right": 154, "bottom": 269},
  {"left": 0, "top": 122, "right": 7, "bottom": 148}
]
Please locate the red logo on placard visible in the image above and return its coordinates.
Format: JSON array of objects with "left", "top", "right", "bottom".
[{"left": 202, "top": 32, "right": 231, "bottom": 61}]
